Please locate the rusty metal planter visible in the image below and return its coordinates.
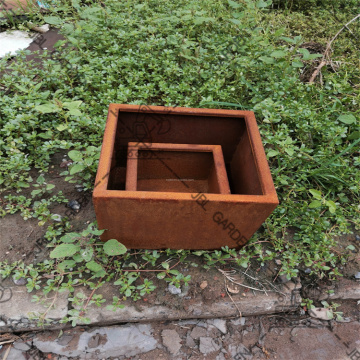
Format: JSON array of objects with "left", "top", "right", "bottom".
[
  {"left": 93, "top": 104, "right": 278, "bottom": 249},
  {"left": 125, "top": 142, "right": 230, "bottom": 195}
]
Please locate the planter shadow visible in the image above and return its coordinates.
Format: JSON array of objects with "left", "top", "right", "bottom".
[{"left": 93, "top": 104, "right": 278, "bottom": 249}]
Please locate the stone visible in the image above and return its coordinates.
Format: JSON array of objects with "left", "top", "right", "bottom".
[
  {"left": 336, "top": 317, "right": 351, "bottom": 323},
  {"left": 33, "top": 324, "right": 157, "bottom": 358},
  {"left": 177, "top": 320, "right": 199, "bottom": 326},
  {"left": 304, "top": 268, "right": 311, "bottom": 274},
  {"left": 12, "top": 277, "right": 27, "bottom": 286},
  {"left": 216, "top": 353, "right": 226, "bottom": 360},
  {"left": 190, "top": 326, "right": 207, "bottom": 339},
  {"left": 309, "top": 307, "right": 333, "bottom": 321},
  {"left": 252, "top": 346, "right": 262, "bottom": 355},
  {"left": 199, "top": 337, "right": 220, "bottom": 354},
  {"left": 168, "top": 284, "right": 181, "bottom": 295},
  {"left": 75, "top": 184, "right": 84, "bottom": 192},
  {"left": 161, "top": 329, "right": 182, "bottom": 355},
  {"left": 57, "top": 334, "right": 74, "bottom": 346},
  {"left": 13, "top": 341, "right": 31, "bottom": 351},
  {"left": 229, "top": 344, "right": 252, "bottom": 359},
  {"left": 186, "top": 334, "right": 196, "bottom": 348},
  {"left": 231, "top": 317, "right": 246, "bottom": 326},
  {"left": 356, "top": 235, "right": 360, "bottom": 241},
  {"left": 207, "top": 319, "right": 227, "bottom": 334},
  {"left": 354, "top": 272, "right": 360, "bottom": 279},
  {"left": 5, "top": 347, "right": 27, "bottom": 360},
  {"left": 291, "top": 327, "right": 300, "bottom": 337},
  {"left": 67, "top": 200, "right": 80, "bottom": 211}
]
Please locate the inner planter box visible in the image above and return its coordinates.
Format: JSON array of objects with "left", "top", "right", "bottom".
[
  {"left": 93, "top": 104, "right": 279, "bottom": 249},
  {"left": 125, "top": 142, "right": 231, "bottom": 195}
]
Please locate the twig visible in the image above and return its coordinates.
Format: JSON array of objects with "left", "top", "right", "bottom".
[
  {"left": 273, "top": 267, "right": 282, "bottom": 283},
  {"left": 218, "top": 268, "right": 268, "bottom": 293},
  {"left": 0, "top": 340, "right": 15, "bottom": 345},
  {"left": 27, "top": 228, "right": 34, "bottom": 240},
  {"left": 3, "top": 344, "right": 12, "bottom": 360},
  {"left": 38, "top": 285, "right": 61, "bottom": 323},
  {"left": 234, "top": 268, "right": 269, "bottom": 296},
  {"left": 225, "top": 279, "right": 242, "bottom": 318},
  {"left": 264, "top": 279, "right": 286, "bottom": 297},
  {"left": 309, "top": 13, "right": 360, "bottom": 83}
]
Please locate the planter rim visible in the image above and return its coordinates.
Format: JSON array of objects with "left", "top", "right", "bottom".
[
  {"left": 94, "top": 104, "right": 278, "bottom": 206},
  {"left": 93, "top": 190, "right": 278, "bottom": 204}
]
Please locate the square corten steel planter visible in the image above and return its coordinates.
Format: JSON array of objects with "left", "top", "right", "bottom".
[
  {"left": 125, "top": 142, "right": 231, "bottom": 195},
  {"left": 93, "top": 104, "right": 278, "bottom": 250}
]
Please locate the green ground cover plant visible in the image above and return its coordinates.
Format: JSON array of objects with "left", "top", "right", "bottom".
[{"left": 0, "top": 0, "right": 359, "bottom": 325}]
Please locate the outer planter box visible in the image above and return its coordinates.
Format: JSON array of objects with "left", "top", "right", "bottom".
[{"left": 93, "top": 104, "right": 278, "bottom": 249}]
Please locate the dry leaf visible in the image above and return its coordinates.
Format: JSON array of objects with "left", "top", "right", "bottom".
[{"left": 227, "top": 285, "right": 239, "bottom": 294}]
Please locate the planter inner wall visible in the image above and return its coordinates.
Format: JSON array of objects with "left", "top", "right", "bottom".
[
  {"left": 107, "top": 112, "right": 262, "bottom": 196},
  {"left": 137, "top": 150, "right": 217, "bottom": 193}
]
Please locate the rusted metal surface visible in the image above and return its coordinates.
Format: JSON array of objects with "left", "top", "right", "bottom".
[
  {"left": 125, "top": 142, "right": 230, "bottom": 194},
  {"left": 93, "top": 104, "right": 279, "bottom": 249}
]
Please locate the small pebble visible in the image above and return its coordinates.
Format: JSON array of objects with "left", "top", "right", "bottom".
[
  {"left": 68, "top": 200, "right": 80, "bottom": 211},
  {"left": 13, "top": 277, "right": 27, "bottom": 286},
  {"left": 336, "top": 317, "right": 351, "bottom": 323},
  {"left": 304, "top": 268, "right": 311, "bottom": 274},
  {"left": 355, "top": 235, "right": 360, "bottom": 241},
  {"left": 60, "top": 160, "right": 73, "bottom": 168},
  {"left": 52, "top": 214, "right": 62, "bottom": 222},
  {"left": 354, "top": 272, "right": 360, "bottom": 279},
  {"left": 168, "top": 284, "right": 181, "bottom": 295},
  {"left": 75, "top": 184, "right": 84, "bottom": 192}
]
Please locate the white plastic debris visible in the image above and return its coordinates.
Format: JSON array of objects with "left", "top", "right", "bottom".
[
  {"left": 30, "top": 24, "right": 50, "bottom": 33},
  {"left": 0, "top": 30, "right": 33, "bottom": 58}
]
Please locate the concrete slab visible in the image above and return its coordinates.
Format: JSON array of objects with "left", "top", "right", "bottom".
[
  {"left": 303, "top": 278, "right": 360, "bottom": 301},
  {"left": 33, "top": 324, "right": 158, "bottom": 358},
  {"left": 71, "top": 281, "right": 301, "bottom": 326},
  {"left": 0, "top": 278, "right": 301, "bottom": 333},
  {"left": 0, "top": 279, "right": 69, "bottom": 332}
]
